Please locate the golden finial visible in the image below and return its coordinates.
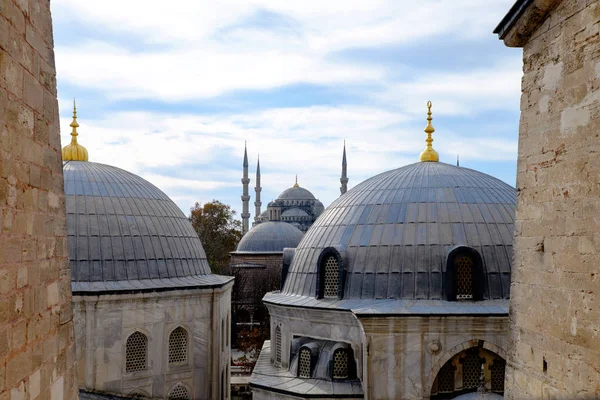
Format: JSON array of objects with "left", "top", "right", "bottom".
[
  {"left": 419, "top": 100, "right": 439, "bottom": 162},
  {"left": 62, "top": 98, "right": 89, "bottom": 161},
  {"left": 294, "top": 175, "right": 299, "bottom": 188}
]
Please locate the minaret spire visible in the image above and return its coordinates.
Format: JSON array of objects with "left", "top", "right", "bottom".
[
  {"left": 419, "top": 101, "right": 439, "bottom": 162},
  {"left": 241, "top": 142, "right": 250, "bottom": 233},
  {"left": 254, "top": 155, "right": 262, "bottom": 225},
  {"left": 62, "top": 99, "right": 89, "bottom": 161},
  {"left": 340, "top": 140, "right": 348, "bottom": 195}
]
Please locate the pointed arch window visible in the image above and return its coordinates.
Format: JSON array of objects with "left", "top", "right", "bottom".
[
  {"left": 169, "top": 383, "right": 190, "bottom": 400},
  {"left": 332, "top": 349, "right": 349, "bottom": 379},
  {"left": 168, "top": 327, "right": 188, "bottom": 365},
  {"left": 323, "top": 256, "right": 339, "bottom": 298},
  {"left": 445, "top": 247, "right": 484, "bottom": 301},
  {"left": 125, "top": 331, "right": 148, "bottom": 372},
  {"left": 437, "top": 362, "right": 455, "bottom": 393},
  {"left": 455, "top": 254, "right": 474, "bottom": 300},
  {"left": 461, "top": 350, "right": 484, "bottom": 390},
  {"left": 490, "top": 358, "right": 506, "bottom": 392},
  {"left": 298, "top": 347, "right": 312, "bottom": 378}
]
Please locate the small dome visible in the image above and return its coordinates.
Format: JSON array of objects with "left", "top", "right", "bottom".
[
  {"left": 63, "top": 161, "right": 229, "bottom": 293},
  {"left": 235, "top": 221, "right": 304, "bottom": 253},
  {"left": 281, "top": 208, "right": 309, "bottom": 217},
  {"left": 313, "top": 200, "right": 325, "bottom": 216},
  {"left": 282, "top": 162, "right": 516, "bottom": 300},
  {"left": 277, "top": 186, "right": 316, "bottom": 201}
]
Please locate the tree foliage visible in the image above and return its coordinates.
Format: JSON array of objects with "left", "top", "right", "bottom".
[{"left": 189, "top": 200, "right": 243, "bottom": 274}]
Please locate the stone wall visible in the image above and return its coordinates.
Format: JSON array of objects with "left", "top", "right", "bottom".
[
  {"left": 0, "top": 1, "right": 78, "bottom": 399},
  {"left": 73, "top": 284, "right": 232, "bottom": 400},
  {"left": 503, "top": 0, "right": 600, "bottom": 397}
]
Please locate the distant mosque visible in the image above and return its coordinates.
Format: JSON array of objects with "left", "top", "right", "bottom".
[{"left": 239, "top": 143, "right": 349, "bottom": 234}]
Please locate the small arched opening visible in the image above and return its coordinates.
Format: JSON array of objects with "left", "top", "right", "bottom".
[{"left": 430, "top": 347, "right": 506, "bottom": 399}]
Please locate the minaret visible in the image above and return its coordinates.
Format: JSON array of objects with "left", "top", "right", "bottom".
[
  {"left": 241, "top": 143, "right": 250, "bottom": 233},
  {"left": 62, "top": 99, "right": 89, "bottom": 161},
  {"left": 340, "top": 141, "right": 348, "bottom": 195},
  {"left": 254, "top": 155, "right": 262, "bottom": 224},
  {"left": 419, "top": 101, "right": 439, "bottom": 162}
]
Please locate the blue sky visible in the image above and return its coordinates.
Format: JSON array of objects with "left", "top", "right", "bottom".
[{"left": 51, "top": 0, "right": 522, "bottom": 219}]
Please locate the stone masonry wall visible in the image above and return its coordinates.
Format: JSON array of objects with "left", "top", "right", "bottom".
[
  {"left": 505, "top": 0, "right": 600, "bottom": 397},
  {"left": 0, "top": 1, "right": 78, "bottom": 399}
]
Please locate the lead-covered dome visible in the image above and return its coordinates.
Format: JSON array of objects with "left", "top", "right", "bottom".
[
  {"left": 64, "top": 161, "right": 229, "bottom": 293},
  {"left": 282, "top": 162, "right": 516, "bottom": 300},
  {"left": 277, "top": 186, "right": 316, "bottom": 201},
  {"left": 235, "top": 221, "right": 304, "bottom": 253}
]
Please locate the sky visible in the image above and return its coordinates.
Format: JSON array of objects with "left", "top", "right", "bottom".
[{"left": 51, "top": 0, "right": 522, "bottom": 220}]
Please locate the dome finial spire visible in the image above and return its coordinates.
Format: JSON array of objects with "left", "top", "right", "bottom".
[
  {"left": 62, "top": 98, "right": 89, "bottom": 161},
  {"left": 294, "top": 174, "right": 299, "bottom": 188},
  {"left": 419, "top": 101, "right": 439, "bottom": 162}
]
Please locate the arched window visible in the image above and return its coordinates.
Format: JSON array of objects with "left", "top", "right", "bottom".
[
  {"left": 323, "top": 255, "right": 339, "bottom": 298},
  {"left": 275, "top": 326, "right": 282, "bottom": 364},
  {"left": 461, "top": 350, "right": 483, "bottom": 390},
  {"left": 298, "top": 347, "right": 312, "bottom": 378},
  {"left": 169, "top": 383, "right": 190, "bottom": 400},
  {"left": 455, "top": 254, "right": 474, "bottom": 300},
  {"left": 446, "top": 247, "right": 484, "bottom": 301},
  {"left": 168, "top": 327, "right": 188, "bottom": 365},
  {"left": 490, "top": 358, "right": 506, "bottom": 392},
  {"left": 125, "top": 331, "right": 148, "bottom": 372},
  {"left": 437, "top": 362, "right": 455, "bottom": 393},
  {"left": 332, "top": 349, "right": 349, "bottom": 379}
]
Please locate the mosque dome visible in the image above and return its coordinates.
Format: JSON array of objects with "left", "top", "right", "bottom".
[
  {"left": 277, "top": 184, "right": 316, "bottom": 201},
  {"left": 235, "top": 221, "right": 304, "bottom": 253},
  {"left": 313, "top": 200, "right": 325, "bottom": 216},
  {"left": 64, "top": 161, "right": 227, "bottom": 293},
  {"left": 282, "top": 161, "right": 516, "bottom": 300}
]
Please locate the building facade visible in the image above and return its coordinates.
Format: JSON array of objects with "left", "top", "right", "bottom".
[
  {"left": 62, "top": 112, "right": 233, "bottom": 400},
  {"left": 250, "top": 105, "right": 516, "bottom": 399},
  {"left": 495, "top": 0, "right": 600, "bottom": 398}
]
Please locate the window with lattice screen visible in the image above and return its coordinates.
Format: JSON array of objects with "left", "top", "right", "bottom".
[
  {"left": 332, "top": 350, "right": 349, "bottom": 379},
  {"left": 323, "top": 255, "right": 339, "bottom": 298},
  {"left": 461, "top": 351, "right": 483, "bottom": 389},
  {"left": 168, "top": 383, "right": 190, "bottom": 400},
  {"left": 275, "top": 326, "right": 282, "bottom": 364},
  {"left": 455, "top": 254, "right": 473, "bottom": 300},
  {"left": 298, "top": 348, "right": 311, "bottom": 378},
  {"left": 168, "top": 327, "right": 188, "bottom": 365},
  {"left": 437, "top": 362, "right": 455, "bottom": 393},
  {"left": 125, "top": 331, "right": 148, "bottom": 372},
  {"left": 491, "top": 358, "right": 506, "bottom": 392}
]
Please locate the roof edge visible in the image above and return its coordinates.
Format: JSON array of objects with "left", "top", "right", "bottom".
[{"left": 494, "top": 0, "right": 562, "bottom": 47}]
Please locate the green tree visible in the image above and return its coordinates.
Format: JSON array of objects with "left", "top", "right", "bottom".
[{"left": 189, "top": 200, "right": 243, "bottom": 274}]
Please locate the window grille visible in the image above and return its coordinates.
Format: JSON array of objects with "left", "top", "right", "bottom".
[
  {"left": 438, "top": 362, "right": 454, "bottom": 393},
  {"left": 275, "top": 327, "right": 282, "bottom": 364},
  {"left": 455, "top": 255, "right": 474, "bottom": 300},
  {"left": 323, "top": 255, "right": 339, "bottom": 298},
  {"left": 298, "top": 348, "right": 311, "bottom": 378},
  {"left": 168, "top": 327, "right": 188, "bottom": 365},
  {"left": 491, "top": 358, "right": 506, "bottom": 392},
  {"left": 462, "top": 351, "right": 482, "bottom": 389},
  {"left": 125, "top": 331, "right": 148, "bottom": 372},
  {"left": 332, "top": 350, "right": 349, "bottom": 379},
  {"left": 168, "top": 383, "right": 190, "bottom": 400}
]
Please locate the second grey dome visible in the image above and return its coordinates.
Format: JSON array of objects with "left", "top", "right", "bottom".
[
  {"left": 235, "top": 221, "right": 304, "bottom": 253},
  {"left": 282, "top": 162, "right": 516, "bottom": 300}
]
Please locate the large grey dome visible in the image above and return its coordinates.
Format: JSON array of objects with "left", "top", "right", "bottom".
[
  {"left": 235, "top": 221, "right": 304, "bottom": 253},
  {"left": 63, "top": 161, "right": 230, "bottom": 293},
  {"left": 277, "top": 186, "right": 316, "bottom": 201},
  {"left": 282, "top": 162, "right": 516, "bottom": 300}
]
